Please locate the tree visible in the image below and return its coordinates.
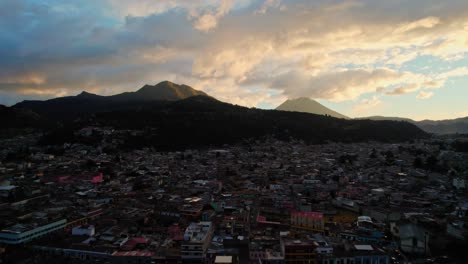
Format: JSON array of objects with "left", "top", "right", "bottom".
[
  {"left": 413, "top": 157, "right": 423, "bottom": 168},
  {"left": 370, "top": 149, "right": 377, "bottom": 159},
  {"left": 425, "top": 155, "right": 439, "bottom": 170},
  {"left": 384, "top": 151, "right": 395, "bottom": 165}
]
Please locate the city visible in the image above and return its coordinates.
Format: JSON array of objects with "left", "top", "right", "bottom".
[
  {"left": 1, "top": 1, "right": 468, "bottom": 263},
  {"left": 1, "top": 131, "right": 467, "bottom": 263}
]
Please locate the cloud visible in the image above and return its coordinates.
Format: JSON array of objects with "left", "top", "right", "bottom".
[
  {"left": 385, "top": 84, "right": 420, "bottom": 96},
  {"left": 353, "top": 95, "right": 382, "bottom": 113},
  {"left": 324, "top": 0, "right": 363, "bottom": 12},
  {"left": 385, "top": 50, "right": 419, "bottom": 65},
  {"left": 416, "top": 90, "right": 434, "bottom": 99},
  {"left": 192, "top": 77, "right": 286, "bottom": 108},
  {"left": 255, "top": 0, "right": 284, "bottom": 14},
  {"left": 106, "top": 0, "right": 228, "bottom": 18},
  {"left": 423, "top": 80, "right": 445, "bottom": 88},
  {"left": 264, "top": 68, "right": 426, "bottom": 101},
  {"left": 1, "top": 0, "right": 468, "bottom": 109},
  {"left": 0, "top": 73, "right": 46, "bottom": 86},
  {"left": 394, "top": 16, "right": 441, "bottom": 34},
  {"left": 437, "top": 66, "right": 468, "bottom": 79},
  {"left": 190, "top": 0, "right": 233, "bottom": 32},
  {"left": 383, "top": 76, "right": 446, "bottom": 97},
  {"left": 192, "top": 39, "right": 274, "bottom": 80}
]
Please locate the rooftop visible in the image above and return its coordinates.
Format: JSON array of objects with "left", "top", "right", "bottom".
[{"left": 215, "top": 255, "right": 233, "bottom": 263}]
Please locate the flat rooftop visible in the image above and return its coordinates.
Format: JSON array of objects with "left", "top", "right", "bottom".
[{"left": 215, "top": 256, "right": 233, "bottom": 263}]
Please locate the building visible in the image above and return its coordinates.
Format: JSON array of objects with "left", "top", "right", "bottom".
[
  {"left": 0, "top": 185, "right": 17, "bottom": 198},
  {"left": 356, "top": 216, "right": 374, "bottom": 231},
  {"left": 453, "top": 178, "right": 466, "bottom": 189},
  {"left": 112, "top": 251, "right": 154, "bottom": 264},
  {"left": 291, "top": 211, "right": 324, "bottom": 233},
  {"left": 72, "top": 225, "right": 96, "bottom": 236},
  {"left": 446, "top": 221, "right": 468, "bottom": 240},
  {"left": 281, "top": 238, "right": 317, "bottom": 263},
  {"left": 0, "top": 219, "right": 67, "bottom": 244},
  {"left": 215, "top": 255, "right": 236, "bottom": 264},
  {"left": 181, "top": 221, "right": 214, "bottom": 262},
  {"left": 312, "top": 234, "right": 333, "bottom": 256},
  {"left": 398, "top": 223, "right": 429, "bottom": 256},
  {"left": 320, "top": 244, "right": 389, "bottom": 264}
]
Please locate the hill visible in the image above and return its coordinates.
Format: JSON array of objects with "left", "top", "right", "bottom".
[
  {"left": 13, "top": 81, "right": 207, "bottom": 120},
  {"left": 0, "top": 104, "right": 45, "bottom": 128},
  {"left": 276, "top": 98, "right": 348, "bottom": 119},
  {"left": 357, "top": 116, "right": 414, "bottom": 122},
  {"left": 359, "top": 116, "right": 468, "bottom": 134},
  {"left": 417, "top": 117, "right": 468, "bottom": 134},
  {"left": 37, "top": 95, "right": 428, "bottom": 149},
  {"left": 3, "top": 81, "right": 429, "bottom": 147}
]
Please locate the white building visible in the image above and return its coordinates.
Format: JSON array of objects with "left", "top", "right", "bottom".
[
  {"left": 371, "top": 188, "right": 385, "bottom": 197},
  {"left": 453, "top": 178, "right": 465, "bottom": 190},
  {"left": 72, "top": 225, "right": 95, "bottom": 236},
  {"left": 0, "top": 219, "right": 67, "bottom": 244},
  {"left": 398, "top": 223, "right": 429, "bottom": 255},
  {"left": 447, "top": 221, "right": 467, "bottom": 240},
  {"left": 0, "top": 185, "right": 16, "bottom": 198},
  {"left": 181, "top": 221, "right": 214, "bottom": 261}
]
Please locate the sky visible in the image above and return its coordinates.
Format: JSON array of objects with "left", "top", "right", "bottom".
[{"left": 1, "top": 0, "right": 468, "bottom": 120}]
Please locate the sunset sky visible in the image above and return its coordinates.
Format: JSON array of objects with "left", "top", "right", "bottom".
[{"left": 1, "top": 0, "right": 468, "bottom": 120}]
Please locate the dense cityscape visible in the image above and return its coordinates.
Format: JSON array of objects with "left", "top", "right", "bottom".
[{"left": 0, "top": 130, "right": 467, "bottom": 263}]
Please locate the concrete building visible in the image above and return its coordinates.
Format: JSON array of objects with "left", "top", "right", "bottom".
[
  {"left": 398, "top": 223, "right": 429, "bottom": 256},
  {"left": 291, "top": 211, "right": 324, "bottom": 233},
  {"left": 0, "top": 219, "right": 67, "bottom": 244},
  {"left": 181, "top": 221, "right": 214, "bottom": 262},
  {"left": 281, "top": 238, "right": 317, "bottom": 263},
  {"left": 72, "top": 225, "right": 95, "bottom": 236},
  {"left": 453, "top": 178, "right": 465, "bottom": 190}
]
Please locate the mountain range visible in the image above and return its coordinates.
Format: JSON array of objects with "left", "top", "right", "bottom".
[
  {"left": 12, "top": 81, "right": 207, "bottom": 120},
  {"left": 415, "top": 117, "right": 468, "bottom": 134},
  {"left": 0, "top": 81, "right": 428, "bottom": 148},
  {"left": 275, "top": 98, "right": 468, "bottom": 134}
]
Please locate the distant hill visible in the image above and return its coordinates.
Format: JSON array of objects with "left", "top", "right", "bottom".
[
  {"left": 276, "top": 98, "right": 349, "bottom": 119},
  {"left": 13, "top": 81, "right": 208, "bottom": 120},
  {"left": 276, "top": 99, "right": 468, "bottom": 134},
  {"left": 359, "top": 116, "right": 468, "bottom": 134},
  {"left": 357, "top": 116, "right": 414, "bottom": 122},
  {"left": 0, "top": 104, "right": 45, "bottom": 128},
  {"left": 417, "top": 117, "right": 468, "bottom": 134}
]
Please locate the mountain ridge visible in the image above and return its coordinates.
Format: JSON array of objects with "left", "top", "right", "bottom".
[
  {"left": 15, "top": 81, "right": 207, "bottom": 104},
  {"left": 356, "top": 116, "right": 414, "bottom": 122},
  {"left": 359, "top": 116, "right": 468, "bottom": 134},
  {"left": 274, "top": 98, "right": 468, "bottom": 134},
  {"left": 12, "top": 81, "right": 208, "bottom": 120},
  {"left": 1, "top": 81, "right": 429, "bottom": 146}
]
